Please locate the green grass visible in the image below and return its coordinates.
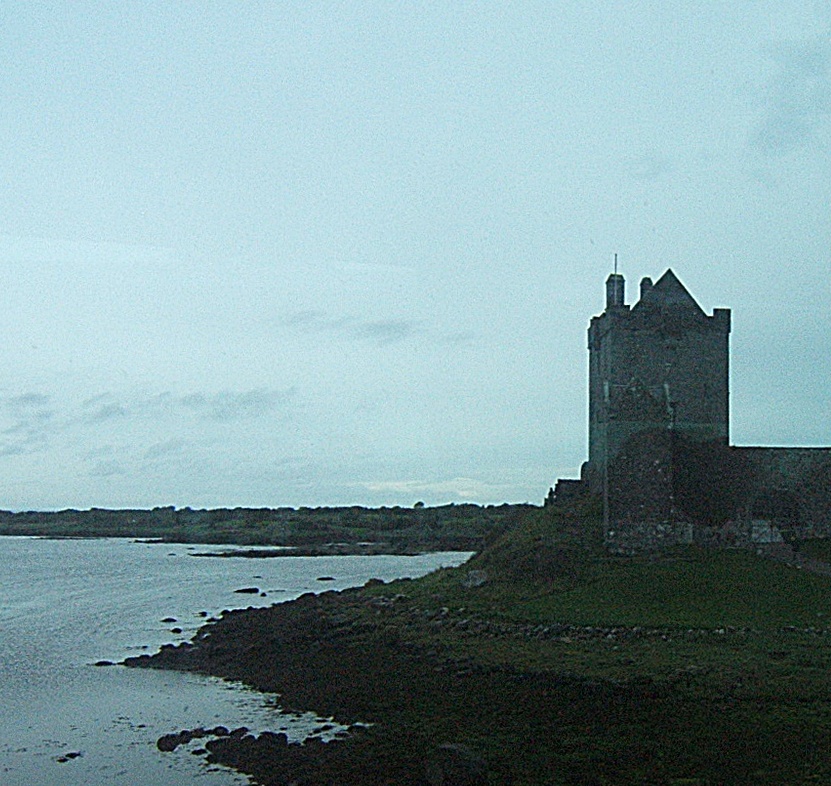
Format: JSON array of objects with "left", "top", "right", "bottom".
[
  {"left": 797, "top": 537, "right": 831, "bottom": 563},
  {"left": 516, "top": 548, "right": 831, "bottom": 629},
  {"left": 387, "top": 508, "right": 831, "bottom": 631},
  {"left": 203, "top": 503, "right": 831, "bottom": 784},
  {"left": 350, "top": 505, "right": 831, "bottom": 783}
]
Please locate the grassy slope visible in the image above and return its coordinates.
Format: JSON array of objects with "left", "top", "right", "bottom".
[
  {"left": 359, "top": 506, "right": 831, "bottom": 784},
  {"left": 405, "top": 506, "right": 831, "bottom": 630}
]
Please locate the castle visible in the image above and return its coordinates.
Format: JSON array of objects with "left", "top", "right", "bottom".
[{"left": 553, "top": 269, "right": 831, "bottom": 552}]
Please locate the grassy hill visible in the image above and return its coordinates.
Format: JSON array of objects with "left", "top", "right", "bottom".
[
  {"left": 414, "top": 505, "right": 831, "bottom": 630},
  {"left": 358, "top": 505, "right": 831, "bottom": 783},
  {"left": 138, "top": 502, "right": 831, "bottom": 784}
]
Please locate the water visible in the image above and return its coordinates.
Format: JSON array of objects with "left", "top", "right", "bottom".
[{"left": 0, "top": 536, "right": 471, "bottom": 785}]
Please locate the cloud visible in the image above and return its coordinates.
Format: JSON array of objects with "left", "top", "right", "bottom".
[
  {"left": 284, "top": 310, "right": 350, "bottom": 331},
  {"left": 350, "top": 319, "right": 418, "bottom": 345},
  {"left": 0, "top": 392, "right": 55, "bottom": 456},
  {"left": 88, "top": 459, "right": 126, "bottom": 477},
  {"left": 9, "top": 393, "right": 51, "bottom": 409},
  {"left": 284, "top": 310, "right": 422, "bottom": 345},
  {"left": 177, "top": 389, "right": 296, "bottom": 422},
  {"left": 625, "top": 151, "right": 671, "bottom": 182},
  {"left": 82, "top": 400, "right": 129, "bottom": 424},
  {"left": 79, "top": 388, "right": 297, "bottom": 424},
  {"left": 0, "top": 442, "right": 27, "bottom": 457},
  {"left": 753, "top": 39, "right": 831, "bottom": 156},
  {"left": 361, "top": 477, "right": 516, "bottom": 501},
  {"left": 0, "top": 385, "right": 297, "bottom": 467},
  {"left": 142, "top": 437, "right": 187, "bottom": 461}
]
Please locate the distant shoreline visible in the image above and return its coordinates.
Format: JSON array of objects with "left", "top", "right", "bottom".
[
  {"left": 189, "top": 544, "right": 475, "bottom": 558},
  {"left": 0, "top": 503, "right": 530, "bottom": 554},
  {"left": 14, "top": 535, "right": 473, "bottom": 557}
]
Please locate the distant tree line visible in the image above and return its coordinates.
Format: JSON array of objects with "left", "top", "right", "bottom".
[{"left": 0, "top": 503, "right": 533, "bottom": 550}]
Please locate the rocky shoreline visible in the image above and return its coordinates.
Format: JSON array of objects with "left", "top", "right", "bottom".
[
  {"left": 125, "top": 585, "right": 507, "bottom": 784},
  {"left": 121, "top": 581, "right": 704, "bottom": 785},
  {"left": 122, "top": 556, "right": 831, "bottom": 785}
]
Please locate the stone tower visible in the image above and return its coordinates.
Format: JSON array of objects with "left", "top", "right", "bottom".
[
  {"left": 583, "top": 269, "right": 732, "bottom": 527},
  {"left": 550, "top": 267, "right": 831, "bottom": 552}
]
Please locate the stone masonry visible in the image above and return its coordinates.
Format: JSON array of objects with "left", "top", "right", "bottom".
[{"left": 555, "top": 269, "right": 831, "bottom": 553}]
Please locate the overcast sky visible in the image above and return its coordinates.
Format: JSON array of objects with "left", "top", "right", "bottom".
[{"left": 0, "top": 2, "right": 828, "bottom": 510}]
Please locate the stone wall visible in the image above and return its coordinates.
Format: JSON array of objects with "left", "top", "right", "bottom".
[
  {"left": 734, "top": 448, "right": 831, "bottom": 538},
  {"left": 598, "top": 440, "right": 831, "bottom": 552},
  {"left": 604, "top": 520, "right": 694, "bottom": 555}
]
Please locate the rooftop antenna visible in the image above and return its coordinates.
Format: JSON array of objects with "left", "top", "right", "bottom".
[{"left": 614, "top": 252, "right": 618, "bottom": 276}]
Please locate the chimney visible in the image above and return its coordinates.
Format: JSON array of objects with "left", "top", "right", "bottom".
[
  {"left": 640, "top": 276, "right": 653, "bottom": 300},
  {"left": 605, "top": 273, "right": 625, "bottom": 309}
]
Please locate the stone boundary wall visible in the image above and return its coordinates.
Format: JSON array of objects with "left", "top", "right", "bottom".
[
  {"left": 735, "top": 447, "right": 831, "bottom": 536},
  {"left": 604, "top": 520, "right": 694, "bottom": 555}
]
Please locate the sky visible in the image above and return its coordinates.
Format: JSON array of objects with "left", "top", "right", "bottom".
[{"left": 0, "top": 1, "right": 828, "bottom": 511}]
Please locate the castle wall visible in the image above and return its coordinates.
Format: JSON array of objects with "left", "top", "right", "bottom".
[
  {"left": 733, "top": 447, "right": 831, "bottom": 537},
  {"left": 602, "top": 444, "right": 831, "bottom": 552}
]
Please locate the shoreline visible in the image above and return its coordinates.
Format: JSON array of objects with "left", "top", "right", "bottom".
[
  {"left": 4, "top": 534, "right": 477, "bottom": 557},
  {"left": 0, "top": 503, "right": 527, "bottom": 555},
  {"left": 122, "top": 549, "right": 831, "bottom": 785},
  {"left": 125, "top": 586, "right": 490, "bottom": 784}
]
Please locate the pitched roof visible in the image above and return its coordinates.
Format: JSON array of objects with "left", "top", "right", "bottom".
[{"left": 636, "top": 269, "right": 705, "bottom": 314}]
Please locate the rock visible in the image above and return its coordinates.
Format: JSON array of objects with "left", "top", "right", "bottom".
[
  {"left": 157, "top": 733, "right": 185, "bottom": 752},
  {"left": 316, "top": 576, "right": 335, "bottom": 582},
  {"left": 461, "top": 570, "right": 488, "bottom": 589},
  {"left": 425, "top": 743, "right": 488, "bottom": 786},
  {"left": 162, "top": 617, "right": 177, "bottom": 623},
  {"left": 94, "top": 660, "right": 114, "bottom": 667},
  {"left": 171, "top": 627, "right": 183, "bottom": 634},
  {"left": 258, "top": 731, "right": 289, "bottom": 748},
  {"left": 157, "top": 728, "right": 212, "bottom": 752},
  {"left": 234, "top": 587, "right": 260, "bottom": 594}
]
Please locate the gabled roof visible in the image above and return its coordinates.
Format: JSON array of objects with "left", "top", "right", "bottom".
[{"left": 635, "top": 269, "right": 705, "bottom": 315}]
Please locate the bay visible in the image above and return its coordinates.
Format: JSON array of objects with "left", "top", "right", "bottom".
[{"left": 0, "top": 536, "right": 471, "bottom": 785}]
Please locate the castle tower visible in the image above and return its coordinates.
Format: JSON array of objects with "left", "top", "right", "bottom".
[{"left": 584, "top": 269, "right": 731, "bottom": 529}]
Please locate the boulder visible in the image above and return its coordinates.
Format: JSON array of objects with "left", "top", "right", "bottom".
[
  {"left": 461, "top": 570, "right": 488, "bottom": 589},
  {"left": 157, "top": 733, "right": 186, "bottom": 752}
]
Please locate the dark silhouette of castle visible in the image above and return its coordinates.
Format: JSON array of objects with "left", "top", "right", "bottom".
[{"left": 553, "top": 269, "right": 831, "bottom": 552}]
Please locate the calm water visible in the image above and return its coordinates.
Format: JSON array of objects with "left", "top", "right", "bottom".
[{"left": 0, "top": 536, "right": 471, "bottom": 785}]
